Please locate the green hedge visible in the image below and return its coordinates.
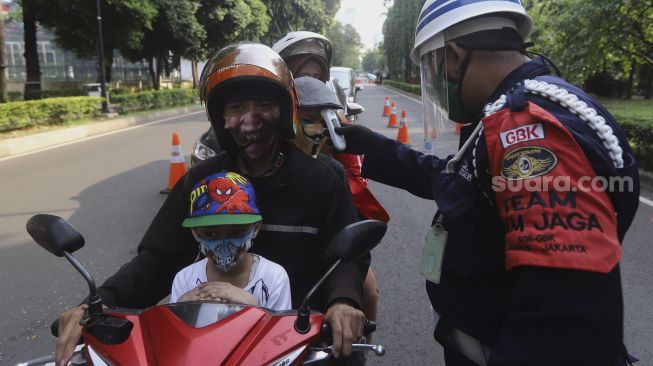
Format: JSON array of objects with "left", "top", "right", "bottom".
[
  {"left": 620, "top": 119, "right": 653, "bottom": 172},
  {"left": 384, "top": 80, "right": 422, "bottom": 95},
  {"left": 0, "top": 97, "right": 103, "bottom": 132},
  {"left": 7, "top": 89, "right": 87, "bottom": 101},
  {"left": 110, "top": 88, "right": 197, "bottom": 114}
]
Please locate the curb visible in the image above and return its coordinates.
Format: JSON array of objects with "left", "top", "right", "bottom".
[{"left": 0, "top": 105, "right": 203, "bottom": 159}]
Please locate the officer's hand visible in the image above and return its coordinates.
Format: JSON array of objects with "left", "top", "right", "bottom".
[
  {"left": 56, "top": 305, "right": 84, "bottom": 366},
  {"left": 334, "top": 125, "right": 374, "bottom": 155},
  {"left": 325, "top": 300, "right": 364, "bottom": 358}
]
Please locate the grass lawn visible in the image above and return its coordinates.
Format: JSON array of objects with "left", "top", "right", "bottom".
[{"left": 599, "top": 97, "right": 653, "bottom": 125}]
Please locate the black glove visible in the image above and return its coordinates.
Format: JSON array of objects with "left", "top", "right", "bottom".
[{"left": 334, "top": 125, "right": 374, "bottom": 155}]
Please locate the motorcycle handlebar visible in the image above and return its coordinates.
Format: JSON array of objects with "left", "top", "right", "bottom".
[{"left": 321, "top": 318, "right": 376, "bottom": 342}]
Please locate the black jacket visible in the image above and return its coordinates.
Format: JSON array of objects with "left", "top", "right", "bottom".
[{"left": 98, "top": 141, "right": 368, "bottom": 310}]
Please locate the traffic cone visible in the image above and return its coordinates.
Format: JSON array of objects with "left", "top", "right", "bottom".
[
  {"left": 455, "top": 123, "right": 463, "bottom": 134},
  {"left": 382, "top": 96, "right": 390, "bottom": 116},
  {"left": 160, "top": 132, "right": 187, "bottom": 194},
  {"left": 397, "top": 111, "right": 410, "bottom": 145},
  {"left": 387, "top": 102, "right": 398, "bottom": 128}
]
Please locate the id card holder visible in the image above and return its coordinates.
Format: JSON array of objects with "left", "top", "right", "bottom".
[{"left": 421, "top": 215, "right": 447, "bottom": 284}]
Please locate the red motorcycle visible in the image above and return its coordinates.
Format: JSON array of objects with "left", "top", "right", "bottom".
[{"left": 19, "top": 215, "right": 386, "bottom": 366}]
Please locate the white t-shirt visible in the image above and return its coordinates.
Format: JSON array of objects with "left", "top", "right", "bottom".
[{"left": 170, "top": 254, "right": 292, "bottom": 310}]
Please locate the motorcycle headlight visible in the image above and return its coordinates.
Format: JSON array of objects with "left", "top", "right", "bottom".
[
  {"left": 267, "top": 345, "right": 307, "bottom": 366},
  {"left": 193, "top": 140, "right": 217, "bottom": 161}
]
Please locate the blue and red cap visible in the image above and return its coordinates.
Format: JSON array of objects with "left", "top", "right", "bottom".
[{"left": 183, "top": 171, "right": 262, "bottom": 228}]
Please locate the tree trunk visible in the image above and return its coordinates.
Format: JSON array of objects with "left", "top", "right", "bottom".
[
  {"left": 103, "top": 46, "right": 113, "bottom": 83},
  {"left": 23, "top": 2, "right": 41, "bottom": 100},
  {"left": 644, "top": 65, "right": 653, "bottom": 99},
  {"left": 626, "top": 62, "right": 635, "bottom": 99},
  {"left": 191, "top": 59, "right": 198, "bottom": 89},
  {"left": 0, "top": 12, "right": 8, "bottom": 103},
  {"left": 156, "top": 56, "right": 163, "bottom": 90},
  {"left": 148, "top": 57, "right": 159, "bottom": 90}
]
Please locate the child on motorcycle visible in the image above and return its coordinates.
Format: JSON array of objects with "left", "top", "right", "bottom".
[{"left": 170, "top": 171, "right": 292, "bottom": 310}]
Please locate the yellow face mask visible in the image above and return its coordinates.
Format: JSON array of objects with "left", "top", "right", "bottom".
[{"left": 293, "top": 109, "right": 328, "bottom": 156}]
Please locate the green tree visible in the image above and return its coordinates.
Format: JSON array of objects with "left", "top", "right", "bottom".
[
  {"left": 198, "top": 0, "right": 270, "bottom": 53},
  {"left": 326, "top": 21, "right": 362, "bottom": 69},
  {"left": 38, "top": 0, "right": 157, "bottom": 83},
  {"left": 362, "top": 48, "right": 385, "bottom": 73},
  {"left": 262, "top": 0, "right": 340, "bottom": 45},
  {"left": 124, "top": 0, "right": 205, "bottom": 89},
  {"left": 382, "top": 0, "right": 425, "bottom": 83},
  {"left": 526, "top": 0, "right": 653, "bottom": 98}
]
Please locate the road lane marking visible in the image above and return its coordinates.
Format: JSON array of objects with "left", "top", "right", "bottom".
[
  {"left": 381, "top": 86, "right": 423, "bottom": 104},
  {"left": 0, "top": 110, "right": 205, "bottom": 162},
  {"left": 640, "top": 195, "right": 653, "bottom": 208}
]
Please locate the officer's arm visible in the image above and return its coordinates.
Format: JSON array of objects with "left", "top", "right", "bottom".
[
  {"left": 483, "top": 103, "right": 625, "bottom": 364},
  {"left": 361, "top": 131, "right": 448, "bottom": 200},
  {"left": 98, "top": 175, "right": 197, "bottom": 308}
]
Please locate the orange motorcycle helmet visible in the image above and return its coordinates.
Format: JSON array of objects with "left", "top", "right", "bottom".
[{"left": 199, "top": 42, "right": 298, "bottom": 151}]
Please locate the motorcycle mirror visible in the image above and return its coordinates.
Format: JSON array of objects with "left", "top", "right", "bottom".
[
  {"left": 295, "top": 220, "right": 386, "bottom": 334},
  {"left": 345, "top": 102, "right": 365, "bottom": 117},
  {"left": 26, "top": 214, "right": 104, "bottom": 318},
  {"left": 325, "top": 220, "right": 386, "bottom": 261},
  {"left": 26, "top": 214, "right": 85, "bottom": 257}
]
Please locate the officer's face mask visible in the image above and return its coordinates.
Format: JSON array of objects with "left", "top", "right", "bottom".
[{"left": 193, "top": 225, "right": 256, "bottom": 272}]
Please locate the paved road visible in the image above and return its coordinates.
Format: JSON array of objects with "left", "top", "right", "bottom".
[{"left": 0, "top": 86, "right": 651, "bottom": 365}]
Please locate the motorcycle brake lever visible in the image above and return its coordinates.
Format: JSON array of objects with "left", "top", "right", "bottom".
[{"left": 311, "top": 344, "right": 386, "bottom": 357}]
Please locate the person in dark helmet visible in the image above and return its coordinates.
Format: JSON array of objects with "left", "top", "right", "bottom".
[
  {"left": 335, "top": 0, "right": 639, "bottom": 365},
  {"left": 54, "top": 42, "right": 370, "bottom": 366},
  {"left": 275, "top": 33, "right": 389, "bottom": 339}
]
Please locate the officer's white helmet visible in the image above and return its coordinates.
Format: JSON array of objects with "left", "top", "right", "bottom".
[
  {"left": 272, "top": 31, "right": 334, "bottom": 81},
  {"left": 411, "top": 0, "right": 532, "bottom": 64},
  {"left": 412, "top": 0, "right": 533, "bottom": 153}
]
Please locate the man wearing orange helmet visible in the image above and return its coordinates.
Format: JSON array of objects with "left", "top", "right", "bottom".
[{"left": 54, "top": 43, "right": 370, "bottom": 366}]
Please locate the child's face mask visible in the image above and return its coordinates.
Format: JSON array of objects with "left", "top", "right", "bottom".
[{"left": 194, "top": 227, "right": 255, "bottom": 272}]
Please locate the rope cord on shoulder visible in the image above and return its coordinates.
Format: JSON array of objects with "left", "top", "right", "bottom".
[{"left": 482, "top": 79, "right": 624, "bottom": 169}]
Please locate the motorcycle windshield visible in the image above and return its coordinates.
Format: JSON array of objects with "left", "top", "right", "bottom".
[{"left": 167, "top": 302, "right": 246, "bottom": 328}]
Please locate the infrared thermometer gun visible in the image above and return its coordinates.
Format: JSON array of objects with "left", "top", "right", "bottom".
[{"left": 321, "top": 109, "right": 347, "bottom": 151}]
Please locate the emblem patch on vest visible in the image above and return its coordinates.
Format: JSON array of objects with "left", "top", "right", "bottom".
[{"left": 501, "top": 146, "right": 557, "bottom": 180}]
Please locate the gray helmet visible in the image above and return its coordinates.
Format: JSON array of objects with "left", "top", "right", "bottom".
[
  {"left": 272, "top": 31, "right": 334, "bottom": 65},
  {"left": 295, "top": 76, "right": 342, "bottom": 110}
]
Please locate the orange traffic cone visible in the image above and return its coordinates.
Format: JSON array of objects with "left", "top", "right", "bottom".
[
  {"left": 387, "top": 102, "right": 398, "bottom": 128},
  {"left": 382, "top": 96, "right": 390, "bottom": 116},
  {"left": 160, "top": 132, "right": 187, "bottom": 194},
  {"left": 397, "top": 111, "right": 410, "bottom": 145}
]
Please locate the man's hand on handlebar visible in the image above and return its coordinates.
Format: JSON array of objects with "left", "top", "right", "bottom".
[
  {"left": 325, "top": 300, "right": 365, "bottom": 358},
  {"left": 56, "top": 305, "right": 84, "bottom": 366}
]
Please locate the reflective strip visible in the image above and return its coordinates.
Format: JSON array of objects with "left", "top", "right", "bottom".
[
  {"left": 260, "top": 224, "right": 319, "bottom": 235},
  {"left": 170, "top": 145, "right": 185, "bottom": 164}
]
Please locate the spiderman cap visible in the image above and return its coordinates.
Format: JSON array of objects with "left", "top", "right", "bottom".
[{"left": 182, "top": 171, "right": 262, "bottom": 228}]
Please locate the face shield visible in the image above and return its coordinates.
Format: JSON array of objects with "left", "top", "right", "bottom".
[{"left": 420, "top": 47, "right": 450, "bottom": 154}]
